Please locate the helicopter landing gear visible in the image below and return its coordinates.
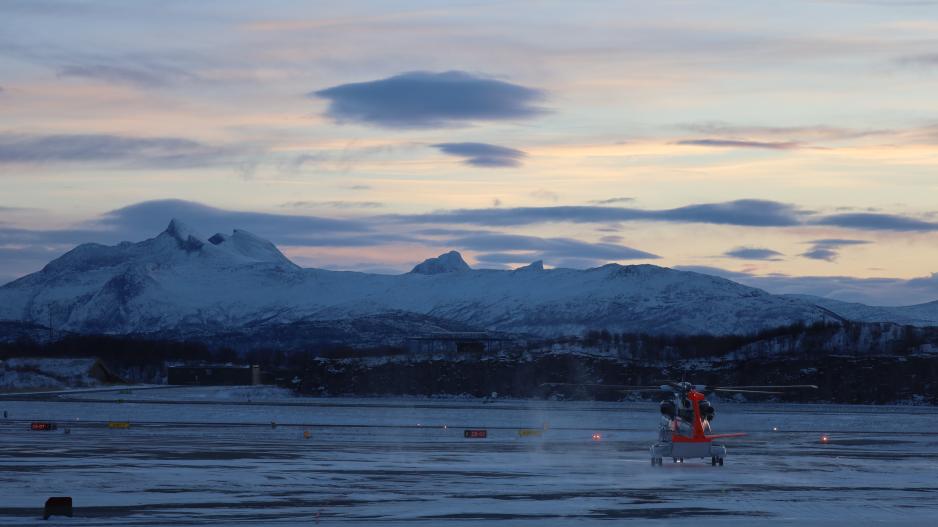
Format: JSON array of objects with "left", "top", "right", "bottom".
[
  {"left": 673, "top": 457, "right": 684, "bottom": 463},
  {"left": 651, "top": 457, "right": 663, "bottom": 466},
  {"left": 711, "top": 456, "right": 724, "bottom": 466}
]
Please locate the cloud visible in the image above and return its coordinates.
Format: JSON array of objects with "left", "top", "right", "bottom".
[
  {"left": 57, "top": 62, "right": 196, "bottom": 88},
  {"left": 311, "top": 71, "right": 546, "bottom": 128},
  {"left": 414, "top": 228, "right": 492, "bottom": 237},
  {"left": 763, "top": 274, "right": 938, "bottom": 306},
  {"left": 810, "top": 238, "right": 872, "bottom": 246},
  {"left": 392, "top": 199, "right": 803, "bottom": 227},
  {"left": 392, "top": 200, "right": 938, "bottom": 233},
  {"left": 813, "top": 213, "right": 938, "bottom": 231},
  {"left": 0, "top": 226, "right": 105, "bottom": 246},
  {"left": 473, "top": 252, "right": 537, "bottom": 265},
  {"left": 0, "top": 200, "right": 404, "bottom": 269},
  {"left": 282, "top": 143, "right": 396, "bottom": 175},
  {"left": 433, "top": 142, "right": 527, "bottom": 168},
  {"left": 674, "top": 265, "right": 755, "bottom": 280},
  {"left": 96, "top": 199, "right": 368, "bottom": 243},
  {"left": 801, "top": 248, "right": 839, "bottom": 261},
  {"left": 0, "top": 199, "right": 659, "bottom": 280},
  {"left": 0, "top": 34, "right": 204, "bottom": 89},
  {"left": 677, "top": 265, "right": 938, "bottom": 306},
  {"left": 723, "top": 246, "right": 784, "bottom": 261},
  {"left": 680, "top": 122, "right": 887, "bottom": 142},
  {"left": 677, "top": 139, "right": 800, "bottom": 150},
  {"left": 0, "top": 133, "right": 235, "bottom": 168},
  {"left": 659, "top": 200, "right": 803, "bottom": 226},
  {"left": 445, "top": 232, "right": 659, "bottom": 261},
  {"left": 800, "top": 238, "right": 870, "bottom": 261},
  {"left": 281, "top": 201, "right": 384, "bottom": 209},
  {"left": 589, "top": 197, "right": 634, "bottom": 205}
]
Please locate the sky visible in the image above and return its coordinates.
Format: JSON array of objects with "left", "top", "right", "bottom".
[{"left": 3, "top": 0, "right": 938, "bottom": 305}]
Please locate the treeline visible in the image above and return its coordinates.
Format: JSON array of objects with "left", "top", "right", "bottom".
[
  {"left": 288, "top": 353, "right": 938, "bottom": 404},
  {"left": 0, "top": 333, "right": 409, "bottom": 372},
  {"left": 243, "top": 345, "right": 408, "bottom": 370},
  {"left": 0, "top": 335, "right": 213, "bottom": 367},
  {"left": 3, "top": 319, "right": 938, "bottom": 387},
  {"left": 565, "top": 321, "right": 938, "bottom": 359}
]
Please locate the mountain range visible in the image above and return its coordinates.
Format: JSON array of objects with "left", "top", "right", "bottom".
[{"left": 1, "top": 219, "right": 937, "bottom": 346}]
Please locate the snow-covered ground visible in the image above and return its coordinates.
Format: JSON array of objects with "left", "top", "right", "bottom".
[
  {"left": 0, "top": 358, "right": 101, "bottom": 391},
  {"left": 60, "top": 385, "right": 298, "bottom": 402},
  {"left": 0, "top": 389, "right": 936, "bottom": 525}
]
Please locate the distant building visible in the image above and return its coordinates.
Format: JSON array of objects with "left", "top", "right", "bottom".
[
  {"left": 406, "top": 332, "right": 511, "bottom": 354},
  {"left": 166, "top": 363, "right": 262, "bottom": 385}
]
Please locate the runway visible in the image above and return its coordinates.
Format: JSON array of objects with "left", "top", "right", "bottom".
[{"left": 1, "top": 387, "right": 936, "bottom": 525}]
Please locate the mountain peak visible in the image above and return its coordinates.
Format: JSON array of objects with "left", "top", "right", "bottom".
[
  {"left": 165, "top": 218, "right": 194, "bottom": 239},
  {"left": 515, "top": 260, "right": 544, "bottom": 272},
  {"left": 163, "top": 218, "right": 204, "bottom": 252},
  {"left": 410, "top": 251, "right": 471, "bottom": 275}
]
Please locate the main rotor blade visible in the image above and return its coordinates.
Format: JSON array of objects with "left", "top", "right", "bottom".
[
  {"left": 540, "top": 383, "right": 665, "bottom": 391},
  {"left": 713, "top": 388, "right": 783, "bottom": 394},
  {"left": 713, "top": 385, "right": 818, "bottom": 390}
]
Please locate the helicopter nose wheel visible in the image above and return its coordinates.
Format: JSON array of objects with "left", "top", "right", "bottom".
[
  {"left": 711, "top": 456, "right": 724, "bottom": 466},
  {"left": 650, "top": 457, "right": 663, "bottom": 466}
]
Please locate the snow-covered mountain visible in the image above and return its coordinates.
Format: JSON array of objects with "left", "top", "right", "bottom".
[
  {"left": 786, "top": 295, "right": 938, "bottom": 328},
  {"left": 0, "top": 220, "right": 849, "bottom": 338}
]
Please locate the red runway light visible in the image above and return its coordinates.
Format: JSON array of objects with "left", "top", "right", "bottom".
[
  {"left": 592, "top": 432, "right": 602, "bottom": 441},
  {"left": 31, "top": 422, "right": 57, "bottom": 431},
  {"left": 820, "top": 434, "right": 829, "bottom": 443}
]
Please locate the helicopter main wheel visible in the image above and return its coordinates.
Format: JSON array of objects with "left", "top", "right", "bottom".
[
  {"left": 711, "top": 456, "right": 717, "bottom": 466},
  {"left": 718, "top": 457, "right": 724, "bottom": 466}
]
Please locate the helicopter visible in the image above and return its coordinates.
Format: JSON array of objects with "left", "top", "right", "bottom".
[{"left": 544, "top": 380, "right": 817, "bottom": 466}]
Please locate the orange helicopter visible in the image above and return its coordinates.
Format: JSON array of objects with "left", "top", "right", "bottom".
[{"left": 545, "top": 380, "right": 817, "bottom": 466}]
